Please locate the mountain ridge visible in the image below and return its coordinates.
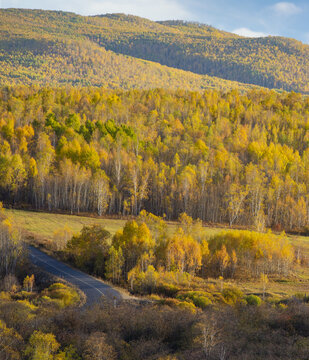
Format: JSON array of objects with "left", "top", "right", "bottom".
[{"left": 0, "top": 8, "right": 308, "bottom": 93}]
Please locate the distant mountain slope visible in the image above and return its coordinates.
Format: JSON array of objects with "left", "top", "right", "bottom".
[
  {"left": 0, "top": 9, "right": 308, "bottom": 92},
  {"left": 0, "top": 37, "right": 257, "bottom": 91}
]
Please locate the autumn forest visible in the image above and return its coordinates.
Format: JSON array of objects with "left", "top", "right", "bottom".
[
  {"left": 0, "top": 6, "right": 309, "bottom": 360},
  {"left": 0, "top": 86, "right": 308, "bottom": 232}
]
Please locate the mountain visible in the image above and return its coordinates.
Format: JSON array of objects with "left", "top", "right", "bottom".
[
  {"left": 0, "top": 8, "right": 308, "bottom": 92},
  {"left": 0, "top": 35, "right": 257, "bottom": 92}
]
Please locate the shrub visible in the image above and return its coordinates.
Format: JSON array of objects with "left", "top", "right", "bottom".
[
  {"left": 177, "top": 301, "right": 196, "bottom": 312},
  {"left": 193, "top": 295, "right": 212, "bottom": 309},
  {"left": 278, "top": 303, "right": 288, "bottom": 310},
  {"left": 156, "top": 283, "right": 181, "bottom": 297},
  {"left": 158, "top": 298, "right": 181, "bottom": 307},
  {"left": 42, "top": 283, "right": 80, "bottom": 307},
  {"left": 246, "top": 294, "right": 262, "bottom": 306},
  {"left": 222, "top": 287, "right": 244, "bottom": 305},
  {"left": 177, "top": 291, "right": 212, "bottom": 309},
  {"left": 16, "top": 299, "right": 38, "bottom": 311},
  {"left": 0, "top": 291, "right": 11, "bottom": 300}
]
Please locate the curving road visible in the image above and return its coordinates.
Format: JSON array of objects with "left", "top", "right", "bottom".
[{"left": 29, "top": 246, "right": 133, "bottom": 306}]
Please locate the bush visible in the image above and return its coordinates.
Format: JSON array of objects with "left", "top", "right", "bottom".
[
  {"left": 13, "top": 291, "right": 36, "bottom": 301},
  {"left": 193, "top": 295, "right": 212, "bottom": 309},
  {"left": 177, "top": 301, "right": 196, "bottom": 312},
  {"left": 246, "top": 294, "right": 262, "bottom": 306},
  {"left": 0, "top": 292, "right": 11, "bottom": 300},
  {"left": 16, "top": 299, "right": 38, "bottom": 311},
  {"left": 156, "top": 283, "right": 181, "bottom": 297},
  {"left": 177, "top": 291, "right": 212, "bottom": 309},
  {"left": 158, "top": 298, "right": 181, "bottom": 307},
  {"left": 42, "top": 283, "right": 80, "bottom": 307},
  {"left": 222, "top": 287, "right": 244, "bottom": 305},
  {"left": 66, "top": 225, "right": 111, "bottom": 276},
  {"left": 266, "top": 296, "right": 281, "bottom": 305}
]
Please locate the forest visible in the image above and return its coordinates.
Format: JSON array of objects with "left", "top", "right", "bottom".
[
  {"left": 0, "top": 86, "right": 308, "bottom": 232},
  {"left": 0, "top": 8, "right": 308, "bottom": 359},
  {"left": 0, "top": 9, "right": 308, "bottom": 93},
  {"left": 0, "top": 36, "right": 254, "bottom": 92}
]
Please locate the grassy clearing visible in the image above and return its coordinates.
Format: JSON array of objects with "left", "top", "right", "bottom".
[
  {"left": 7, "top": 209, "right": 127, "bottom": 238},
  {"left": 6, "top": 209, "right": 222, "bottom": 240}
]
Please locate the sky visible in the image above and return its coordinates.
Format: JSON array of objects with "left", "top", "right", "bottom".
[{"left": 0, "top": 0, "right": 308, "bottom": 44}]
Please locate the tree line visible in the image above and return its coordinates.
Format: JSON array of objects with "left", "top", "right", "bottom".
[
  {"left": 64, "top": 212, "right": 295, "bottom": 299},
  {"left": 0, "top": 86, "right": 308, "bottom": 231}
]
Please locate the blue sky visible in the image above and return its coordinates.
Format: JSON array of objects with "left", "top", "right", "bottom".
[{"left": 1, "top": 0, "right": 308, "bottom": 43}]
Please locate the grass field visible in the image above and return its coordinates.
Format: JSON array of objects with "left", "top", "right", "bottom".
[
  {"left": 6, "top": 209, "right": 223, "bottom": 240},
  {"left": 7, "top": 208, "right": 309, "bottom": 298},
  {"left": 7, "top": 209, "right": 127, "bottom": 238}
]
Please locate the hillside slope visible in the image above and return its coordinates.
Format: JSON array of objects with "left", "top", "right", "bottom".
[
  {"left": 0, "top": 36, "right": 256, "bottom": 91},
  {"left": 0, "top": 9, "right": 308, "bottom": 92}
]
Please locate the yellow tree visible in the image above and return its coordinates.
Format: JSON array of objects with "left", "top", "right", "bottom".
[
  {"left": 92, "top": 169, "right": 110, "bottom": 216},
  {"left": 0, "top": 320, "right": 23, "bottom": 359},
  {"left": 84, "top": 332, "right": 116, "bottom": 360},
  {"left": 34, "top": 133, "right": 55, "bottom": 208},
  {"left": 230, "top": 250, "right": 238, "bottom": 278},
  {"left": 185, "top": 235, "right": 202, "bottom": 274},
  {"left": 166, "top": 229, "right": 202, "bottom": 274},
  {"left": 128, "top": 155, "right": 152, "bottom": 215},
  {"left": 25, "top": 331, "right": 60, "bottom": 360},
  {"left": 245, "top": 163, "right": 265, "bottom": 224},
  {"left": 0, "top": 217, "right": 23, "bottom": 278},
  {"left": 215, "top": 245, "right": 230, "bottom": 277},
  {"left": 23, "top": 275, "right": 35, "bottom": 292},
  {"left": 260, "top": 273, "right": 269, "bottom": 300},
  {"left": 178, "top": 165, "right": 197, "bottom": 215},
  {"left": 178, "top": 212, "right": 193, "bottom": 235},
  {"left": 105, "top": 246, "right": 124, "bottom": 283},
  {"left": 226, "top": 183, "right": 248, "bottom": 226},
  {"left": 137, "top": 210, "right": 167, "bottom": 241},
  {"left": 53, "top": 224, "right": 72, "bottom": 251},
  {"left": 166, "top": 231, "right": 185, "bottom": 272},
  {"left": 200, "top": 239, "right": 210, "bottom": 277},
  {"left": 113, "top": 221, "right": 154, "bottom": 276}
]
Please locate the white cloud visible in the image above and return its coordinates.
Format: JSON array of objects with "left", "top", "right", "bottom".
[
  {"left": 232, "top": 27, "right": 267, "bottom": 38},
  {"left": 271, "top": 2, "right": 301, "bottom": 16}
]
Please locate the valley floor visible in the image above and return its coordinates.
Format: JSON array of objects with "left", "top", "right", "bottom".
[{"left": 8, "top": 209, "right": 309, "bottom": 300}]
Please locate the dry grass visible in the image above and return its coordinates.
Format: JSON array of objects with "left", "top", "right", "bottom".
[
  {"left": 7, "top": 209, "right": 223, "bottom": 241},
  {"left": 7, "top": 209, "right": 127, "bottom": 238}
]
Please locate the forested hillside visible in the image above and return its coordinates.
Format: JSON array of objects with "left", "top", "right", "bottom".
[
  {"left": 0, "top": 34, "right": 254, "bottom": 91},
  {"left": 0, "top": 9, "right": 308, "bottom": 92},
  {"left": 0, "top": 86, "right": 308, "bottom": 231}
]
